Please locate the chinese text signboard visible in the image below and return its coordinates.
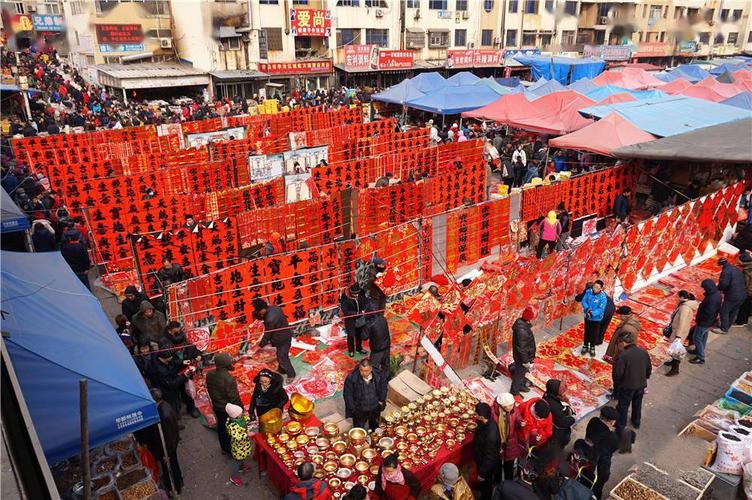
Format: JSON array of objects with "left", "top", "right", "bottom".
[
  {"left": 32, "top": 15, "right": 65, "bottom": 32},
  {"left": 634, "top": 42, "right": 668, "bottom": 58},
  {"left": 95, "top": 24, "right": 144, "bottom": 45},
  {"left": 378, "top": 50, "right": 413, "bottom": 70},
  {"left": 258, "top": 60, "right": 333, "bottom": 75},
  {"left": 583, "top": 44, "right": 633, "bottom": 61},
  {"left": 290, "top": 9, "right": 331, "bottom": 37},
  {"left": 344, "top": 45, "right": 377, "bottom": 71},
  {"left": 446, "top": 49, "right": 503, "bottom": 68}
]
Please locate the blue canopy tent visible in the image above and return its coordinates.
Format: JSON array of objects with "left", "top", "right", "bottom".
[
  {"left": 1, "top": 189, "right": 29, "bottom": 233},
  {"left": 447, "top": 71, "right": 481, "bottom": 86},
  {"left": 405, "top": 84, "right": 501, "bottom": 115},
  {"left": 495, "top": 77, "right": 521, "bottom": 88},
  {"left": 656, "top": 64, "right": 710, "bottom": 83},
  {"left": 372, "top": 79, "right": 426, "bottom": 105},
  {"left": 474, "top": 77, "right": 513, "bottom": 94},
  {"left": 578, "top": 95, "right": 751, "bottom": 137},
  {"left": 409, "top": 72, "right": 447, "bottom": 93},
  {"left": 585, "top": 85, "right": 667, "bottom": 101},
  {"left": 710, "top": 63, "right": 749, "bottom": 75},
  {"left": 722, "top": 91, "right": 752, "bottom": 110},
  {"left": 568, "top": 78, "right": 600, "bottom": 94},
  {"left": 513, "top": 55, "right": 606, "bottom": 84},
  {"left": 1, "top": 251, "right": 159, "bottom": 464},
  {"left": 525, "top": 79, "right": 566, "bottom": 98}
]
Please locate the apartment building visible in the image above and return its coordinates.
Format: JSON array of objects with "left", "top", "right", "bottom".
[{"left": 1, "top": 0, "right": 66, "bottom": 52}]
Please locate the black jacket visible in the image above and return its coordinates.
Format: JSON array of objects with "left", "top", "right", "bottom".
[
  {"left": 543, "top": 393, "right": 575, "bottom": 447},
  {"left": 472, "top": 419, "right": 501, "bottom": 480},
  {"left": 696, "top": 279, "right": 722, "bottom": 327},
  {"left": 718, "top": 263, "right": 747, "bottom": 302},
  {"left": 585, "top": 417, "right": 618, "bottom": 466},
  {"left": 613, "top": 194, "right": 629, "bottom": 219},
  {"left": 367, "top": 280, "right": 387, "bottom": 312},
  {"left": 32, "top": 228, "right": 56, "bottom": 251},
  {"left": 248, "top": 371, "right": 289, "bottom": 418},
  {"left": 363, "top": 314, "right": 390, "bottom": 352},
  {"left": 158, "top": 400, "right": 180, "bottom": 453},
  {"left": 122, "top": 285, "right": 149, "bottom": 321},
  {"left": 374, "top": 467, "right": 420, "bottom": 498},
  {"left": 60, "top": 240, "right": 90, "bottom": 273},
  {"left": 259, "top": 305, "right": 293, "bottom": 348},
  {"left": 206, "top": 362, "right": 242, "bottom": 414},
  {"left": 340, "top": 291, "right": 365, "bottom": 334},
  {"left": 612, "top": 344, "right": 651, "bottom": 390},
  {"left": 493, "top": 479, "right": 542, "bottom": 500},
  {"left": 342, "top": 367, "right": 388, "bottom": 418},
  {"left": 559, "top": 211, "right": 571, "bottom": 233},
  {"left": 512, "top": 318, "right": 536, "bottom": 365},
  {"left": 150, "top": 357, "right": 184, "bottom": 404},
  {"left": 157, "top": 264, "right": 185, "bottom": 287}
]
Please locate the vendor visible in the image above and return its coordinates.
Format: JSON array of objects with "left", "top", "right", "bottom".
[
  {"left": 248, "top": 368, "right": 289, "bottom": 420},
  {"left": 373, "top": 453, "right": 420, "bottom": 500},
  {"left": 428, "top": 463, "right": 473, "bottom": 500}
]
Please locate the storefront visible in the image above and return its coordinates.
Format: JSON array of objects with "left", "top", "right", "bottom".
[
  {"left": 95, "top": 63, "right": 210, "bottom": 102},
  {"left": 210, "top": 70, "right": 268, "bottom": 100},
  {"left": 445, "top": 49, "right": 505, "bottom": 78},
  {"left": 256, "top": 60, "right": 334, "bottom": 96},
  {"left": 630, "top": 42, "right": 671, "bottom": 67},
  {"left": 335, "top": 46, "right": 415, "bottom": 89}
]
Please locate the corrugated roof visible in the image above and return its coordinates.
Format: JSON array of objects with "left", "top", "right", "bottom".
[
  {"left": 96, "top": 63, "right": 207, "bottom": 80},
  {"left": 210, "top": 70, "right": 268, "bottom": 80}
]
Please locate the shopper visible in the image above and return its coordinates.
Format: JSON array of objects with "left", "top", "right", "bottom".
[
  {"left": 163, "top": 321, "right": 201, "bottom": 417},
  {"left": 60, "top": 232, "right": 91, "bottom": 289},
  {"left": 736, "top": 251, "right": 752, "bottom": 325},
  {"left": 517, "top": 398, "right": 553, "bottom": 448},
  {"left": 374, "top": 453, "right": 421, "bottom": 500},
  {"left": 339, "top": 283, "right": 367, "bottom": 357},
  {"left": 248, "top": 368, "right": 289, "bottom": 420},
  {"left": 689, "top": 279, "right": 721, "bottom": 365},
  {"left": 428, "top": 463, "right": 474, "bottom": 500},
  {"left": 156, "top": 258, "right": 185, "bottom": 288},
  {"left": 612, "top": 337, "right": 651, "bottom": 436},
  {"left": 472, "top": 402, "right": 501, "bottom": 500},
  {"left": 122, "top": 285, "right": 149, "bottom": 321},
  {"left": 664, "top": 291, "right": 698, "bottom": 376},
  {"left": 715, "top": 258, "right": 747, "bottom": 334},
  {"left": 131, "top": 301, "right": 166, "bottom": 347},
  {"left": 343, "top": 358, "right": 388, "bottom": 431},
  {"left": 363, "top": 309, "right": 391, "bottom": 376},
  {"left": 150, "top": 388, "right": 183, "bottom": 495},
  {"left": 580, "top": 280, "right": 607, "bottom": 357},
  {"left": 613, "top": 188, "right": 631, "bottom": 222},
  {"left": 542, "top": 379, "right": 575, "bottom": 448},
  {"left": 253, "top": 298, "right": 296, "bottom": 381},
  {"left": 585, "top": 406, "right": 619, "bottom": 500},
  {"left": 604, "top": 306, "right": 641, "bottom": 363},
  {"left": 225, "top": 403, "right": 252, "bottom": 487},
  {"left": 511, "top": 306, "right": 537, "bottom": 395},
  {"left": 556, "top": 202, "right": 571, "bottom": 250},
  {"left": 284, "top": 462, "right": 330, "bottom": 500},
  {"left": 493, "top": 393, "right": 523, "bottom": 482},
  {"left": 536, "top": 211, "right": 561, "bottom": 259},
  {"left": 493, "top": 464, "right": 540, "bottom": 500},
  {"left": 206, "top": 353, "right": 242, "bottom": 455}
]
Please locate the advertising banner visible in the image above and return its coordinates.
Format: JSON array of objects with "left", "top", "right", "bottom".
[
  {"left": 343, "top": 44, "right": 378, "bottom": 71},
  {"left": 258, "top": 60, "right": 333, "bottom": 75},
  {"left": 96, "top": 24, "right": 144, "bottom": 44},
  {"left": 32, "top": 14, "right": 65, "bottom": 32},
  {"left": 290, "top": 8, "right": 331, "bottom": 37},
  {"left": 378, "top": 50, "right": 413, "bottom": 70}
]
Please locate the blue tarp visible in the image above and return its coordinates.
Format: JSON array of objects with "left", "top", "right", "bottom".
[
  {"left": 1, "top": 251, "right": 159, "bottom": 464},
  {"left": 585, "top": 85, "right": 667, "bottom": 101},
  {"left": 447, "top": 71, "right": 481, "bottom": 86},
  {"left": 409, "top": 72, "right": 447, "bottom": 93},
  {"left": 372, "top": 79, "right": 426, "bottom": 105},
  {"left": 1, "top": 189, "right": 29, "bottom": 233},
  {"left": 656, "top": 64, "right": 710, "bottom": 83},
  {"left": 495, "top": 77, "right": 521, "bottom": 87},
  {"left": 514, "top": 55, "right": 606, "bottom": 84},
  {"left": 578, "top": 95, "right": 751, "bottom": 137},
  {"left": 474, "top": 77, "right": 513, "bottom": 94},
  {"left": 710, "top": 63, "right": 749, "bottom": 75},
  {"left": 526, "top": 79, "right": 566, "bottom": 99},
  {"left": 568, "top": 78, "right": 600, "bottom": 94},
  {"left": 722, "top": 91, "right": 752, "bottom": 110},
  {"left": 405, "top": 84, "right": 501, "bottom": 115},
  {"left": 0, "top": 84, "right": 40, "bottom": 94}
]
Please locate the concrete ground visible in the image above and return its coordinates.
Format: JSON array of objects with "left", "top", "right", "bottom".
[{"left": 91, "top": 273, "right": 752, "bottom": 499}]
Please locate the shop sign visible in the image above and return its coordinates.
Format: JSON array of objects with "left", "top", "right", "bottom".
[
  {"left": 11, "top": 15, "right": 34, "bottom": 33},
  {"left": 713, "top": 44, "right": 738, "bottom": 56},
  {"left": 446, "top": 49, "right": 503, "bottom": 68},
  {"left": 98, "top": 44, "right": 145, "bottom": 53},
  {"left": 378, "top": 50, "right": 413, "bottom": 70},
  {"left": 502, "top": 48, "right": 540, "bottom": 65},
  {"left": 634, "top": 42, "right": 668, "bottom": 57},
  {"left": 32, "top": 14, "right": 65, "bottom": 32},
  {"left": 258, "top": 60, "right": 333, "bottom": 75},
  {"left": 677, "top": 41, "right": 698, "bottom": 54},
  {"left": 289, "top": 9, "right": 331, "bottom": 37},
  {"left": 95, "top": 24, "right": 144, "bottom": 45},
  {"left": 583, "top": 44, "right": 633, "bottom": 61},
  {"left": 343, "top": 45, "right": 377, "bottom": 71}
]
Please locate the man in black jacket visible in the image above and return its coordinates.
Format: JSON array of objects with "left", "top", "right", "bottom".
[
  {"left": 340, "top": 284, "right": 367, "bottom": 356},
  {"left": 122, "top": 285, "right": 149, "bottom": 321},
  {"left": 150, "top": 344, "right": 194, "bottom": 420},
  {"left": 556, "top": 202, "right": 571, "bottom": 250},
  {"left": 511, "top": 306, "right": 537, "bottom": 395},
  {"left": 60, "top": 233, "right": 91, "bottom": 290},
  {"left": 343, "top": 359, "right": 387, "bottom": 431},
  {"left": 151, "top": 388, "right": 183, "bottom": 495},
  {"left": 473, "top": 402, "right": 501, "bottom": 500},
  {"left": 157, "top": 258, "right": 185, "bottom": 288},
  {"left": 690, "top": 279, "right": 722, "bottom": 365},
  {"left": 254, "top": 298, "right": 296, "bottom": 380},
  {"left": 363, "top": 310, "right": 391, "bottom": 376},
  {"left": 163, "top": 321, "right": 201, "bottom": 418},
  {"left": 206, "top": 353, "right": 242, "bottom": 454},
  {"left": 542, "top": 379, "right": 575, "bottom": 448},
  {"left": 715, "top": 258, "right": 747, "bottom": 334},
  {"left": 612, "top": 339, "right": 651, "bottom": 436},
  {"left": 585, "top": 406, "right": 619, "bottom": 499},
  {"left": 613, "top": 189, "right": 630, "bottom": 222}
]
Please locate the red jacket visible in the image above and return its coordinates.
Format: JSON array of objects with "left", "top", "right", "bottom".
[
  {"left": 517, "top": 398, "right": 553, "bottom": 448},
  {"left": 493, "top": 400, "right": 526, "bottom": 460}
]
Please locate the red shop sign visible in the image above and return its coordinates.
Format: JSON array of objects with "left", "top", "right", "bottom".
[
  {"left": 446, "top": 49, "right": 475, "bottom": 69},
  {"left": 95, "top": 24, "right": 144, "bottom": 44},
  {"left": 290, "top": 8, "right": 331, "bottom": 37},
  {"left": 344, "top": 44, "right": 377, "bottom": 71},
  {"left": 446, "top": 49, "right": 502, "bottom": 68},
  {"left": 378, "top": 50, "right": 413, "bottom": 70},
  {"left": 473, "top": 49, "right": 503, "bottom": 67},
  {"left": 258, "top": 60, "right": 333, "bottom": 75}
]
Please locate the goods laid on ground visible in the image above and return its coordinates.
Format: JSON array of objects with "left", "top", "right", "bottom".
[{"left": 610, "top": 462, "right": 709, "bottom": 500}]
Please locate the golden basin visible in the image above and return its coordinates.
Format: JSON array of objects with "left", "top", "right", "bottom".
[
  {"left": 361, "top": 448, "right": 377, "bottom": 461},
  {"left": 323, "top": 421, "right": 340, "bottom": 438},
  {"left": 348, "top": 427, "right": 367, "bottom": 445},
  {"left": 259, "top": 408, "right": 283, "bottom": 434},
  {"left": 315, "top": 437, "right": 331, "bottom": 450},
  {"left": 332, "top": 440, "right": 347, "bottom": 453},
  {"left": 355, "top": 461, "right": 369, "bottom": 473},
  {"left": 329, "top": 477, "right": 342, "bottom": 489},
  {"left": 323, "top": 460, "right": 338, "bottom": 473},
  {"left": 289, "top": 393, "right": 315, "bottom": 421},
  {"left": 295, "top": 434, "right": 309, "bottom": 446},
  {"left": 286, "top": 421, "right": 302, "bottom": 435},
  {"left": 378, "top": 437, "right": 394, "bottom": 449},
  {"left": 305, "top": 427, "right": 320, "bottom": 438},
  {"left": 339, "top": 454, "right": 356, "bottom": 467}
]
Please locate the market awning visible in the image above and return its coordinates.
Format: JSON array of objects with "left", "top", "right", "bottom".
[
  {"left": 372, "top": 79, "right": 425, "bottom": 105},
  {"left": 210, "top": 70, "right": 268, "bottom": 81},
  {"left": 508, "top": 90, "right": 595, "bottom": 135},
  {"left": 409, "top": 71, "right": 446, "bottom": 92},
  {"left": 462, "top": 92, "right": 537, "bottom": 122},
  {"left": 1, "top": 189, "right": 29, "bottom": 233},
  {"left": 1, "top": 251, "right": 159, "bottom": 464},
  {"left": 405, "top": 84, "right": 500, "bottom": 115},
  {"left": 549, "top": 113, "right": 656, "bottom": 156},
  {"left": 722, "top": 91, "right": 752, "bottom": 110},
  {"left": 96, "top": 63, "right": 209, "bottom": 90},
  {"left": 592, "top": 68, "right": 666, "bottom": 90},
  {"left": 567, "top": 77, "right": 600, "bottom": 94},
  {"left": 513, "top": 55, "right": 606, "bottom": 84},
  {"left": 612, "top": 118, "right": 752, "bottom": 163},
  {"left": 659, "top": 78, "right": 693, "bottom": 95},
  {"left": 525, "top": 78, "right": 565, "bottom": 99},
  {"left": 656, "top": 64, "right": 709, "bottom": 83}
]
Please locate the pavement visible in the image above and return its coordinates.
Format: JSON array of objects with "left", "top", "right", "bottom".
[{"left": 90, "top": 272, "right": 752, "bottom": 499}]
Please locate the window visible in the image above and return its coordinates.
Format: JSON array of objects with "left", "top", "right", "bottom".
[
  {"left": 71, "top": 1, "right": 84, "bottom": 15},
  {"left": 258, "top": 29, "right": 268, "bottom": 58},
  {"left": 428, "top": 30, "right": 449, "bottom": 47},
  {"left": 673, "top": 7, "right": 682, "bottom": 19},
  {"left": 365, "top": 29, "right": 388, "bottom": 47},
  {"left": 264, "top": 28, "right": 283, "bottom": 50},
  {"left": 562, "top": 30, "right": 575, "bottom": 45},
  {"left": 594, "top": 30, "right": 605, "bottom": 44},
  {"left": 698, "top": 32, "right": 710, "bottom": 43},
  {"left": 293, "top": 0, "right": 309, "bottom": 4},
  {"left": 454, "top": 29, "right": 466, "bottom": 46},
  {"left": 336, "top": 29, "right": 359, "bottom": 47},
  {"left": 143, "top": 1, "right": 169, "bottom": 16},
  {"left": 641, "top": 4, "right": 647, "bottom": 17},
  {"left": 481, "top": 29, "right": 493, "bottom": 46},
  {"left": 38, "top": 2, "right": 61, "bottom": 14},
  {"left": 506, "top": 29, "right": 517, "bottom": 46},
  {"left": 540, "top": 33, "right": 552, "bottom": 46},
  {"left": 522, "top": 31, "right": 536, "bottom": 45},
  {"left": 12, "top": 1, "right": 23, "bottom": 14},
  {"left": 428, "top": 0, "right": 447, "bottom": 9},
  {"left": 95, "top": 0, "right": 118, "bottom": 15},
  {"left": 545, "top": 0, "right": 553, "bottom": 12},
  {"left": 748, "top": 31, "right": 752, "bottom": 43},
  {"left": 523, "top": 0, "right": 537, "bottom": 14},
  {"left": 259, "top": 0, "right": 278, "bottom": 4},
  {"left": 508, "top": 0, "right": 518, "bottom": 13},
  {"left": 720, "top": 9, "right": 729, "bottom": 21},
  {"left": 564, "top": 1, "right": 576, "bottom": 15},
  {"left": 145, "top": 28, "right": 172, "bottom": 38},
  {"left": 728, "top": 32, "right": 738, "bottom": 44},
  {"left": 456, "top": 0, "right": 467, "bottom": 10},
  {"left": 659, "top": 31, "right": 665, "bottom": 42},
  {"left": 365, "top": 0, "right": 387, "bottom": 6},
  {"left": 704, "top": 8, "right": 714, "bottom": 22},
  {"left": 637, "top": 31, "right": 643, "bottom": 42},
  {"left": 733, "top": 10, "right": 743, "bottom": 21},
  {"left": 220, "top": 37, "right": 241, "bottom": 50},
  {"left": 484, "top": 0, "right": 493, "bottom": 12},
  {"left": 406, "top": 0, "right": 419, "bottom": 7},
  {"left": 598, "top": 3, "right": 612, "bottom": 18},
  {"left": 714, "top": 33, "right": 725, "bottom": 44}
]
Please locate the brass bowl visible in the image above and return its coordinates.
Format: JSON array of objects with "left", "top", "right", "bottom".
[
  {"left": 336, "top": 468, "right": 353, "bottom": 480},
  {"left": 340, "top": 454, "right": 356, "bottom": 467},
  {"left": 394, "top": 426, "right": 408, "bottom": 438},
  {"left": 466, "top": 422, "right": 477, "bottom": 432},
  {"left": 315, "top": 437, "right": 331, "bottom": 450},
  {"left": 311, "top": 454, "right": 324, "bottom": 465},
  {"left": 361, "top": 448, "right": 377, "bottom": 461},
  {"left": 294, "top": 450, "right": 306, "bottom": 459},
  {"left": 355, "top": 461, "right": 369, "bottom": 473},
  {"left": 259, "top": 408, "right": 283, "bottom": 434},
  {"left": 306, "top": 446, "right": 319, "bottom": 455},
  {"left": 406, "top": 433, "right": 418, "bottom": 443},
  {"left": 305, "top": 427, "right": 320, "bottom": 438},
  {"left": 294, "top": 458, "right": 305, "bottom": 467},
  {"left": 415, "top": 426, "right": 427, "bottom": 437},
  {"left": 378, "top": 437, "right": 394, "bottom": 450},
  {"left": 332, "top": 440, "right": 347, "bottom": 453},
  {"left": 289, "top": 393, "right": 315, "bottom": 422},
  {"left": 391, "top": 411, "right": 401, "bottom": 421},
  {"left": 408, "top": 402, "right": 417, "bottom": 412},
  {"left": 286, "top": 421, "right": 302, "bottom": 435},
  {"left": 325, "top": 451, "right": 338, "bottom": 461},
  {"left": 313, "top": 470, "right": 326, "bottom": 479},
  {"left": 344, "top": 482, "right": 356, "bottom": 491},
  {"left": 348, "top": 428, "right": 367, "bottom": 445},
  {"left": 323, "top": 422, "right": 340, "bottom": 438},
  {"left": 295, "top": 434, "right": 310, "bottom": 446},
  {"left": 435, "top": 424, "right": 446, "bottom": 433},
  {"left": 402, "top": 460, "right": 413, "bottom": 469},
  {"left": 446, "top": 438, "right": 457, "bottom": 449},
  {"left": 449, "top": 418, "right": 459, "bottom": 428},
  {"left": 441, "top": 386, "right": 450, "bottom": 394},
  {"left": 286, "top": 440, "right": 298, "bottom": 450},
  {"left": 275, "top": 445, "right": 286, "bottom": 455},
  {"left": 324, "top": 460, "right": 338, "bottom": 473},
  {"left": 266, "top": 435, "right": 277, "bottom": 445},
  {"left": 381, "top": 449, "right": 392, "bottom": 458},
  {"left": 396, "top": 442, "right": 409, "bottom": 452},
  {"left": 357, "top": 474, "right": 369, "bottom": 485},
  {"left": 446, "top": 430, "right": 455, "bottom": 440},
  {"left": 432, "top": 389, "right": 441, "bottom": 397},
  {"left": 400, "top": 405, "right": 410, "bottom": 414},
  {"left": 370, "top": 464, "right": 380, "bottom": 475},
  {"left": 278, "top": 433, "right": 291, "bottom": 443},
  {"left": 457, "top": 433, "right": 465, "bottom": 442},
  {"left": 329, "top": 477, "right": 342, "bottom": 489}
]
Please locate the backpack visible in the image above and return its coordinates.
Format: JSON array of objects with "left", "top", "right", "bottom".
[{"left": 554, "top": 478, "right": 594, "bottom": 500}]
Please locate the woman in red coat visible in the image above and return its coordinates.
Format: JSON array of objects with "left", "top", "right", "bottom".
[
  {"left": 517, "top": 398, "right": 553, "bottom": 448},
  {"left": 373, "top": 453, "right": 421, "bottom": 500},
  {"left": 492, "top": 393, "right": 525, "bottom": 481}
]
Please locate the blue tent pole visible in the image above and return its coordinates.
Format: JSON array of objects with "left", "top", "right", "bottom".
[{"left": 80, "top": 379, "right": 91, "bottom": 500}]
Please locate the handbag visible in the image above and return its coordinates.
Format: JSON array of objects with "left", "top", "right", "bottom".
[
  {"left": 662, "top": 324, "right": 673, "bottom": 338},
  {"left": 354, "top": 316, "right": 367, "bottom": 329}
]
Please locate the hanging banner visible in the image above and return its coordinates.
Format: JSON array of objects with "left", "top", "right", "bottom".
[
  {"left": 378, "top": 50, "right": 413, "bottom": 70},
  {"left": 447, "top": 49, "right": 503, "bottom": 68},
  {"left": 289, "top": 8, "right": 331, "bottom": 37},
  {"left": 343, "top": 44, "right": 378, "bottom": 71},
  {"left": 185, "top": 127, "right": 246, "bottom": 148},
  {"left": 446, "top": 49, "right": 475, "bottom": 68},
  {"left": 258, "top": 60, "right": 333, "bottom": 75},
  {"left": 32, "top": 14, "right": 65, "bottom": 32},
  {"left": 283, "top": 146, "right": 328, "bottom": 175}
]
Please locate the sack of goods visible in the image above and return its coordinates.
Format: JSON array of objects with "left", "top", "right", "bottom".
[
  {"left": 712, "top": 431, "right": 749, "bottom": 475},
  {"left": 668, "top": 338, "right": 687, "bottom": 359}
]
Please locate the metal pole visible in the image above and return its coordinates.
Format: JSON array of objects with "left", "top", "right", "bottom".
[
  {"left": 411, "top": 325, "right": 424, "bottom": 373},
  {"left": 80, "top": 379, "right": 91, "bottom": 500},
  {"left": 122, "top": 88, "right": 128, "bottom": 106},
  {"left": 22, "top": 91, "right": 32, "bottom": 121},
  {"left": 157, "top": 422, "right": 178, "bottom": 498},
  {"left": 558, "top": 252, "right": 572, "bottom": 331}
]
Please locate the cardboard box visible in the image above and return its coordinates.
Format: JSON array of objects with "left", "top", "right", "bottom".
[
  {"left": 320, "top": 412, "right": 352, "bottom": 434},
  {"left": 398, "top": 369, "right": 434, "bottom": 396},
  {"left": 387, "top": 376, "right": 422, "bottom": 407}
]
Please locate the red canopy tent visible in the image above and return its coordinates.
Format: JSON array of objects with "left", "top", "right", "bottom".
[
  {"left": 508, "top": 90, "right": 596, "bottom": 135},
  {"left": 732, "top": 69, "right": 752, "bottom": 83},
  {"left": 680, "top": 85, "right": 727, "bottom": 102},
  {"left": 592, "top": 68, "right": 666, "bottom": 90},
  {"left": 659, "top": 78, "right": 693, "bottom": 95},
  {"left": 596, "top": 93, "right": 637, "bottom": 105},
  {"left": 548, "top": 113, "right": 656, "bottom": 156},
  {"left": 694, "top": 77, "right": 741, "bottom": 98},
  {"left": 461, "top": 93, "right": 537, "bottom": 122}
]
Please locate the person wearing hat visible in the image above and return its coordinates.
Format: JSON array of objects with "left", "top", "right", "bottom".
[
  {"left": 429, "top": 462, "right": 473, "bottom": 500},
  {"left": 150, "top": 340, "right": 195, "bottom": 420},
  {"left": 604, "top": 306, "right": 641, "bottom": 363},
  {"left": 121, "top": 285, "right": 149, "bottom": 321},
  {"left": 366, "top": 257, "right": 389, "bottom": 313},
  {"left": 536, "top": 211, "right": 561, "bottom": 259},
  {"left": 206, "top": 353, "right": 242, "bottom": 455},
  {"left": 493, "top": 460, "right": 540, "bottom": 500},
  {"left": 663, "top": 290, "right": 698, "bottom": 376},
  {"left": 612, "top": 334, "right": 651, "bottom": 436},
  {"left": 284, "top": 461, "right": 330, "bottom": 499},
  {"left": 224, "top": 403, "right": 252, "bottom": 487},
  {"left": 254, "top": 298, "right": 296, "bottom": 381},
  {"left": 248, "top": 368, "right": 288, "bottom": 420},
  {"left": 715, "top": 257, "right": 747, "bottom": 334},
  {"left": 339, "top": 283, "right": 367, "bottom": 357},
  {"left": 736, "top": 251, "right": 752, "bottom": 325},
  {"left": 472, "top": 402, "right": 501, "bottom": 500},
  {"left": 580, "top": 280, "right": 607, "bottom": 358},
  {"left": 511, "top": 306, "right": 537, "bottom": 395},
  {"left": 542, "top": 379, "right": 575, "bottom": 448},
  {"left": 374, "top": 453, "right": 421, "bottom": 500},
  {"left": 585, "top": 406, "right": 619, "bottom": 499},
  {"left": 131, "top": 300, "right": 166, "bottom": 346},
  {"left": 492, "top": 393, "right": 524, "bottom": 482}
]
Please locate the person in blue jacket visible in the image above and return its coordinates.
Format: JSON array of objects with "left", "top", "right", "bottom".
[{"left": 581, "top": 280, "right": 607, "bottom": 357}]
